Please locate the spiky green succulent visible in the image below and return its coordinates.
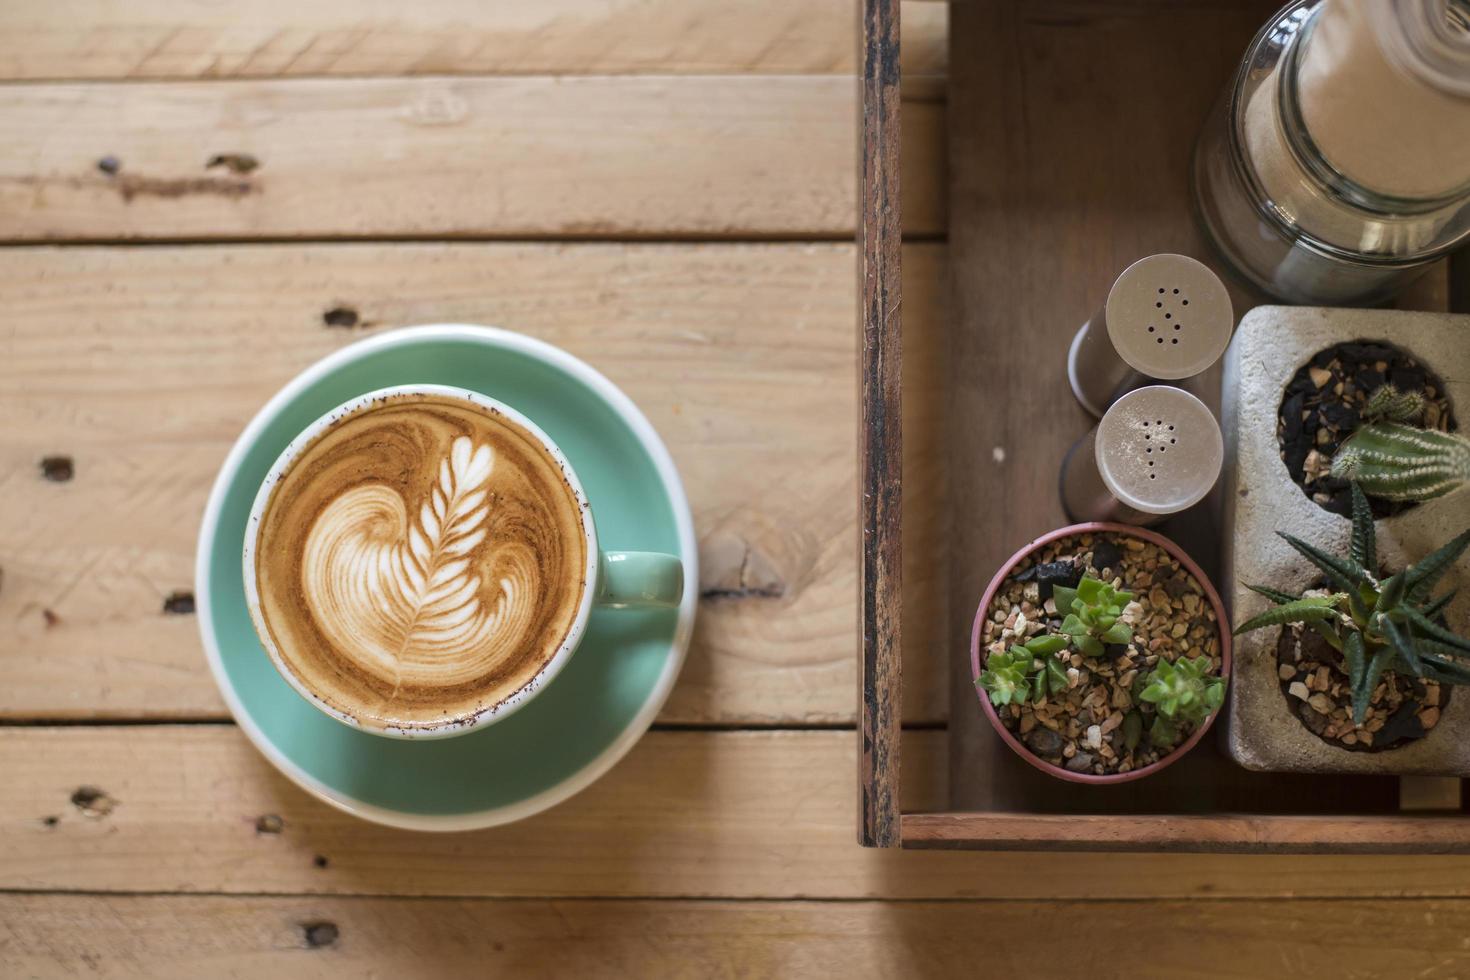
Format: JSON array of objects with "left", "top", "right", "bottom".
[
  {"left": 1051, "top": 574, "right": 1133, "bottom": 658},
  {"left": 977, "top": 634, "right": 1069, "bottom": 707},
  {"left": 1237, "top": 483, "right": 1470, "bottom": 724},
  {"left": 1330, "top": 385, "right": 1468, "bottom": 503},
  {"left": 1139, "top": 655, "right": 1225, "bottom": 748},
  {"left": 1361, "top": 384, "right": 1426, "bottom": 424}
]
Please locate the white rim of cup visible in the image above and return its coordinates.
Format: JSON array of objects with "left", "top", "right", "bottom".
[
  {"left": 241, "top": 383, "right": 601, "bottom": 740},
  {"left": 195, "top": 324, "right": 698, "bottom": 831}
]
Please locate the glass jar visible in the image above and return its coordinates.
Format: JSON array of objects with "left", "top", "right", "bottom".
[{"left": 1193, "top": 0, "right": 1470, "bottom": 306}]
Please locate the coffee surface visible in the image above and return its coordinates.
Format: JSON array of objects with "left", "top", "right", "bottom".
[{"left": 252, "top": 392, "right": 588, "bottom": 731}]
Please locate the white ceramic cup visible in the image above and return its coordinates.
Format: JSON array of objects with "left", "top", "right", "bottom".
[{"left": 242, "top": 383, "right": 683, "bottom": 739}]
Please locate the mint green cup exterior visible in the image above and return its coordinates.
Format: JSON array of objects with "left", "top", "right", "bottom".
[
  {"left": 598, "top": 552, "right": 683, "bottom": 608},
  {"left": 196, "top": 325, "right": 697, "bottom": 830},
  {"left": 242, "top": 382, "right": 683, "bottom": 739}
]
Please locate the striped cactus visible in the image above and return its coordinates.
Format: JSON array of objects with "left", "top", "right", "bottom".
[
  {"left": 1332, "top": 421, "right": 1470, "bottom": 502},
  {"left": 1362, "top": 384, "right": 1425, "bottom": 424}
]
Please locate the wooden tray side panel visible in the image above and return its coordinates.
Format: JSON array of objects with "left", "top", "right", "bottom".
[
  {"left": 858, "top": 0, "right": 904, "bottom": 847},
  {"left": 901, "top": 813, "right": 1470, "bottom": 854}
]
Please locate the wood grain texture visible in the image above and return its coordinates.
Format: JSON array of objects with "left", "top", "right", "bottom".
[
  {"left": 9, "top": 727, "right": 1470, "bottom": 898},
  {"left": 902, "top": 813, "right": 1470, "bottom": 853},
  {"left": 0, "top": 77, "right": 943, "bottom": 241},
  {"left": 0, "top": 242, "right": 945, "bottom": 726},
  {"left": 0, "top": 0, "right": 946, "bottom": 80},
  {"left": 858, "top": 0, "right": 903, "bottom": 849},
  {"left": 5, "top": 893, "right": 1470, "bottom": 980}
]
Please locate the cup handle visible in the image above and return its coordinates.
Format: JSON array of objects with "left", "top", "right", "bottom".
[{"left": 596, "top": 551, "right": 684, "bottom": 609}]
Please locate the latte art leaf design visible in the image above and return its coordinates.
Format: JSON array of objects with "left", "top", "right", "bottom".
[{"left": 302, "top": 436, "right": 537, "bottom": 693}]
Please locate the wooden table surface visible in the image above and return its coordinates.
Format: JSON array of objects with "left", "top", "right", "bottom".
[{"left": 2, "top": 2, "right": 1469, "bottom": 977}]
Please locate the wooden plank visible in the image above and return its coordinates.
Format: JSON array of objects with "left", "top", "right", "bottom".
[
  {"left": 0, "top": 1, "right": 946, "bottom": 80},
  {"left": 9, "top": 727, "right": 1470, "bottom": 898},
  {"left": 902, "top": 813, "right": 1470, "bottom": 853},
  {"left": 0, "top": 78, "right": 944, "bottom": 241},
  {"left": 5, "top": 893, "right": 1470, "bottom": 979},
  {"left": 0, "top": 242, "right": 947, "bottom": 726},
  {"left": 857, "top": 0, "right": 903, "bottom": 849}
]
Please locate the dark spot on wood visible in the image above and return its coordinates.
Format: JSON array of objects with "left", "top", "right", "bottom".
[
  {"left": 112, "top": 173, "right": 256, "bottom": 202},
  {"left": 41, "top": 456, "right": 74, "bottom": 482},
  {"left": 43, "top": 609, "right": 61, "bottom": 628},
  {"left": 313, "top": 854, "right": 330, "bottom": 869},
  {"left": 302, "top": 921, "right": 339, "bottom": 948},
  {"left": 205, "top": 153, "right": 260, "bottom": 174},
  {"left": 41, "top": 815, "right": 60, "bottom": 828},
  {"left": 255, "top": 813, "right": 284, "bottom": 834},
  {"left": 162, "top": 590, "right": 196, "bottom": 615},
  {"left": 97, "top": 156, "right": 121, "bottom": 175},
  {"left": 491, "top": 941, "right": 505, "bottom": 952},
  {"left": 322, "top": 306, "right": 360, "bottom": 328},
  {"left": 698, "top": 536, "right": 787, "bottom": 602},
  {"left": 698, "top": 584, "right": 786, "bottom": 601},
  {"left": 71, "top": 786, "right": 118, "bottom": 818}
]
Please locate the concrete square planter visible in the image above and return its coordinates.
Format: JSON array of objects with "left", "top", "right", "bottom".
[{"left": 1220, "top": 306, "right": 1470, "bottom": 776}]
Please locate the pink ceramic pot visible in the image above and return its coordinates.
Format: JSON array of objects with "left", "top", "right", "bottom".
[{"left": 970, "top": 522, "right": 1232, "bottom": 785}]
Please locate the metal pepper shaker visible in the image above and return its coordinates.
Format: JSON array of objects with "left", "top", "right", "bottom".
[
  {"left": 1061, "top": 386, "right": 1224, "bottom": 525},
  {"left": 1067, "top": 254, "right": 1234, "bottom": 417}
]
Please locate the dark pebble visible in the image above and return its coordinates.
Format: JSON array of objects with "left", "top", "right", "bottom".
[
  {"left": 1064, "top": 752, "right": 1094, "bottom": 773},
  {"left": 1299, "top": 632, "right": 1335, "bottom": 663},
  {"left": 1287, "top": 374, "right": 1319, "bottom": 397},
  {"left": 1338, "top": 341, "right": 1397, "bottom": 364},
  {"left": 1297, "top": 701, "right": 1328, "bottom": 735},
  {"left": 1024, "top": 727, "right": 1065, "bottom": 760},
  {"left": 1322, "top": 490, "right": 1354, "bottom": 517},
  {"left": 1281, "top": 393, "right": 1305, "bottom": 441},
  {"left": 1162, "top": 574, "right": 1190, "bottom": 600},
  {"left": 1090, "top": 540, "right": 1123, "bottom": 576},
  {"left": 1283, "top": 443, "right": 1310, "bottom": 482},
  {"left": 1310, "top": 348, "right": 1336, "bottom": 368},
  {"left": 1321, "top": 403, "right": 1358, "bottom": 429},
  {"left": 1378, "top": 701, "right": 1427, "bottom": 746},
  {"left": 1017, "top": 560, "right": 1079, "bottom": 601},
  {"left": 1390, "top": 366, "right": 1426, "bottom": 392},
  {"left": 1355, "top": 369, "right": 1386, "bottom": 394}
]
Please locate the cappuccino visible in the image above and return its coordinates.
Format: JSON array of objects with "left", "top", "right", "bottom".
[{"left": 250, "top": 390, "right": 589, "bottom": 734}]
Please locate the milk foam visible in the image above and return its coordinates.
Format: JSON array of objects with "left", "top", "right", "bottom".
[{"left": 301, "top": 437, "right": 538, "bottom": 693}]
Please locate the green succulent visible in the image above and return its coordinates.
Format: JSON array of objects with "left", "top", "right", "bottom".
[
  {"left": 977, "top": 633, "right": 1069, "bottom": 707},
  {"left": 1361, "top": 383, "right": 1425, "bottom": 424},
  {"left": 1237, "top": 482, "right": 1470, "bottom": 724},
  {"left": 1139, "top": 655, "right": 1225, "bottom": 748},
  {"left": 1052, "top": 574, "right": 1134, "bottom": 658},
  {"left": 1331, "top": 385, "right": 1469, "bottom": 503}
]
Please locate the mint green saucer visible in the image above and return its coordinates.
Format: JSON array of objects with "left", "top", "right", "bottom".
[{"left": 196, "top": 325, "right": 696, "bottom": 830}]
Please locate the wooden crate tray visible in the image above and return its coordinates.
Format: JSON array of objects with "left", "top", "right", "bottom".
[{"left": 858, "top": 0, "right": 1470, "bottom": 851}]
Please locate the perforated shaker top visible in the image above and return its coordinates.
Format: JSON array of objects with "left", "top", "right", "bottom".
[
  {"left": 1094, "top": 386, "right": 1223, "bottom": 515},
  {"left": 1105, "top": 254, "right": 1233, "bottom": 380}
]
